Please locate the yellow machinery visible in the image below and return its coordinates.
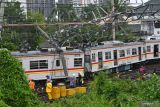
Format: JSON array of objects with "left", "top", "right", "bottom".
[
  {"left": 52, "top": 87, "right": 60, "bottom": 100},
  {"left": 51, "top": 85, "right": 87, "bottom": 99},
  {"left": 74, "top": 87, "right": 86, "bottom": 94},
  {"left": 60, "top": 86, "right": 66, "bottom": 97},
  {"left": 66, "top": 89, "right": 76, "bottom": 96}
]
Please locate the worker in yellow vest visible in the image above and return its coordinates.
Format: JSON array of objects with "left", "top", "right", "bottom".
[{"left": 46, "top": 80, "right": 52, "bottom": 101}]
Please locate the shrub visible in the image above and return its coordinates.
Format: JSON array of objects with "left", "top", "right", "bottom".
[{"left": 0, "top": 50, "right": 39, "bottom": 107}]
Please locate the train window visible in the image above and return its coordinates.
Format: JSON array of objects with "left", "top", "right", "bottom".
[
  {"left": 74, "top": 58, "right": 82, "bottom": 67},
  {"left": 92, "top": 53, "right": 96, "bottom": 61},
  {"left": 105, "top": 52, "right": 111, "bottom": 59},
  {"left": 119, "top": 50, "right": 125, "bottom": 57},
  {"left": 132, "top": 48, "right": 137, "bottom": 55},
  {"left": 154, "top": 21, "right": 160, "bottom": 28},
  {"left": 127, "top": 49, "right": 130, "bottom": 55},
  {"left": 30, "top": 60, "right": 48, "bottom": 70},
  {"left": 39, "top": 60, "right": 48, "bottom": 69},
  {"left": 56, "top": 60, "right": 60, "bottom": 66},
  {"left": 30, "top": 61, "right": 39, "bottom": 69},
  {"left": 147, "top": 46, "right": 151, "bottom": 52}
]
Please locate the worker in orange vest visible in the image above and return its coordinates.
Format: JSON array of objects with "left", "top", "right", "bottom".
[
  {"left": 46, "top": 80, "right": 52, "bottom": 101},
  {"left": 29, "top": 79, "right": 35, "bottom": 91}
]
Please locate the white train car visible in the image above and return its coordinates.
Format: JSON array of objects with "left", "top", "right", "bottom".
[
  {"left": 89, "top": 41, "right": 155, "bottom": 73},
  {"left": 89, "top": 40, "right": 160, "bottom": 73},
  {"left": 11, "top": 40, "right": 160, "bottom": 80},
  {"left": 145, "top": 40, "right": 160, "bottom": 60},
  {"left": 12, "top": 49, "right": 84, "bottom": 80}
]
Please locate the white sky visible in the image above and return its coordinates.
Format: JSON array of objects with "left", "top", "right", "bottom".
[
  {"left": 16, "top": 0, "right": 149, "bottom": 4},
  {"left": 48, "top": 0, "right": 150, "bottom": 4},
  {"left": 15, "top": 0, "right": 150, "bottom": 12},
  {"left": 130, "top": 0, "right": 149, "bottom": 3}
]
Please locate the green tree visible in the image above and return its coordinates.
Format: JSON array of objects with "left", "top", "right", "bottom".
[
  {"left": 2, "top": 8, "right": 46, "bottom": 51},
  {"left": 4, "top": 1, "right": 25, "bottom": 24},
  {"left": 81, "top": 4, "right": 99, "bottom": 21},
  {"left": 20, "top": 12, "right": 46, "bottom": 50},
  {"left": 0, "top": 90, "right": 9, "bottom": 107},
  {"left": 27, "top": 11, "right": 45, "bottom": 24},
  {"left": 0, "top": 50, "right": 39, "bottom": 107},
  {"left": 49, "top": 4, "right": 78, "bottom": 22}
]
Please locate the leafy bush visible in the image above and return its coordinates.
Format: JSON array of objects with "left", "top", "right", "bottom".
[
  {"left": 0, "top": 50, "right": 39, "bottom": 107},
  {"left": 138, "top": 74, "right": 160, "bottom": 101},
  {"left": 49, "top": 72, "right": 160, "bottom": 107},
  {"left": 0, "top": 90, "right": 9, "bottom": 107}
]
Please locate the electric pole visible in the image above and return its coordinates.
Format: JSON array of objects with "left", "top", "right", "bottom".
[
  {"left": 111, "top": 0, "right": 116, "bottom": 40},
  {"left": 0, "top": 0, "right": 5, "bottom": 41},
  {"left": 36, "top": 26, "right": 68, "bottom": 77}
]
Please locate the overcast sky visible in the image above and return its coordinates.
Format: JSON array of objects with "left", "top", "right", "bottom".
[
  {"left": 17, "top": 0, "right": 149, "bottom": 4},
  {"left": 55, "top": 0, "right": 149, "bottom": 3},
  {"left": 130, "top": 0, "right": 149, "bottom": 3}
]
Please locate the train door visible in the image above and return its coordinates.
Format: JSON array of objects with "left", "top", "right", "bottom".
[
  {"left": 138, "top": 47, "right": 142, "bottom": 61},
  {"left": 154, "top": 44, "right": 159, "bottom": 57},
  {"left": 98, "top": 52, "right": 103, "bottom": 69},
  {"left": 84, "top": 55, "right": 92, "bottom": 72},
  {"left": 113, "top": 50, "right": 118, "bottom": 66}
]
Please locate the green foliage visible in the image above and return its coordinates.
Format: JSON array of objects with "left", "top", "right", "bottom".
[
  {"left": 0, "top": 90, "right": 10, "bottom": 107},
  {"left": 4, "top": 1, "right": 25, "bottom": 24},
  {"left": 50, "top": 4, "right": 78, "bottom": 22},
  {"left": 0, "top": 50, "right": 39, "bottom": 107},
  {"left": 2, "top": 11, "right": 45, "bottom": 51},
  {"left": 116, "top": 24, "right": 137, "bottom": 42},
  {"left": 137, "top": 74, "right": 160, "bottom": 101},
  {"left": 41, "top": 72, "right": 160, "bottom": 107},
  {"left": 0, "top": 100, "right": 10, "bottom": 107},
  {"left": 27, "top": 12, "right": 45, "bottom": 24}
]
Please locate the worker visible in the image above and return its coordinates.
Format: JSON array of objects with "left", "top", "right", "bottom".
[
  {"left": 139, "top": 65, "right": 145, "bottom": 75},
  {"left": 29, "top": 79, "right": 35, "bottom": 91},
  {"left": 69, "top": 74, "right": 76, "bottom": 88},
  {"left": 46, "top": 80, "right": 52, "bottom": 101},
  {"left": 77, "top": 73, "right": 82, "bottom": 86}
]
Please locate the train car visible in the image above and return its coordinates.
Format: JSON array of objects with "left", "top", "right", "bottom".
[
  {"left": 11, "top": 40, "right": 160, "bottom": 80},
  {"left": 145, "top": 40, "right": 160, "bottom": 60},
  {"left": 87, "top": 41, "right": 147, "bottom": 72},
  {"left": 88, "top": 40, "right": 160, "bottom": 73},
  {"left": 12, "top": 49, "right": 84, "bottom": 80}
]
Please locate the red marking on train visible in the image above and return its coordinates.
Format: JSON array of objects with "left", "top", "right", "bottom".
[
  {"left": 91, "top": 54, "right": 147, "bottom": 64},
  {"left": 92, "top": 62, "right": 99, "bottom": 64},
  {"left": 146, "top": 52, "right": 153, "bottom": 54},
  {"left": 104, "top": 59, "right": 114, "bottom": 62},
  {"left": 118, "top": 55, "right": 138, "bottom": 60},
  {"left": 25, "top": 67, "right": 84, "bottom": 73}
]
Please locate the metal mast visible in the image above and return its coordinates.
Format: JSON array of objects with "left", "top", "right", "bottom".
[
  {"left": 36, "top": 26, "right": 68, "bottom": 77},
  {"left": 0, "top": 0, "right": 5, "bottom": 41},
  {"left": 111, "top": 0, "right": 116, "bottom": 40}
]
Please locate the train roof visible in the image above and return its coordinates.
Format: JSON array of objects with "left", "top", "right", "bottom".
[
  {"left": 11, "top": 49, "right": 83, "bottom": 57},
  {"left": 91, "top": 41, "right": 143, "bottom": 50},
  {"left": 91, "top": 40, "right": 160, "bottom": 50},
  {"left": 145, "top": 40, "right": 160, "bottom": 43}
]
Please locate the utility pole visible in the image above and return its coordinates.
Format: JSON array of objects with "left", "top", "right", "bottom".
[
  {"left": 36, "top": 26, "right": 68, "bottom": 77},
  {"left": 0, "top": 0, "right": 5, "bottom": 41},
  {"left": 111, "top": 0, "right": 116, "bottom": 40}
]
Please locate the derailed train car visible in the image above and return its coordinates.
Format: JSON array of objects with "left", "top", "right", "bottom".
[
  {"left": 11, "top": 40, "right": 160, "bottom": 80},
  {"left": 12, "top": 49, "right": 84, "bottom": 80},
  {"left": 88, "top": 40, "right": 160, "bottom": 73}
]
